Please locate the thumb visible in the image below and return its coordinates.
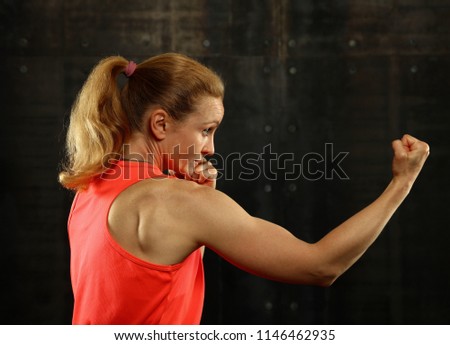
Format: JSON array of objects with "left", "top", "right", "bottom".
[{"left": 392, "top": 139, "right": 408, "bottom": 160}]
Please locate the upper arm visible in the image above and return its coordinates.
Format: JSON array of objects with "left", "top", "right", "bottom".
[{"left": 176, "top": 184, "right": 330, "bottom": 285}]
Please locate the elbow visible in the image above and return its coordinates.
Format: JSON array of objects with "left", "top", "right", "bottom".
[
  {"left": 312, "top": 266, "right": 342, "bottom": 287},
  {"left": 316, "top": 275, "right": 337, "bottom": 287},
  {"left": 313, "top": 274, "right": 336, "bottom": 288}
]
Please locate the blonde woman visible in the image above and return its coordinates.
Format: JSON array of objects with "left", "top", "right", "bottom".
[{"left": 59, "top": 53, "right": 429, "bottom": 324}]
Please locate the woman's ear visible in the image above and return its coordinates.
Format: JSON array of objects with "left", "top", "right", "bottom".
[{"left": 147, "top": 109, "right": 169, "bottom": 140}]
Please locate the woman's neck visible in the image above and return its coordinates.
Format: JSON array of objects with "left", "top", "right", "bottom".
[{"left": 122, "top": 133, "right": 163, "bottom": 168}]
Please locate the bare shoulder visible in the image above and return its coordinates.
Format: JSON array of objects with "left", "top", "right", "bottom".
[
  {"left": 122, "top": 177, "right": 252, "bottom": 246},
  {"left": 108, "top": 177, "right": 235, "bottom": 265}
]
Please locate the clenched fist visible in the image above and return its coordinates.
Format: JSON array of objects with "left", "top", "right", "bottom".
[
  {"left": 190, "top": 158, "right": 218, "bottom": 189},
  {"left": 391, "top": 134, "right": 430, "bottom": 187}
]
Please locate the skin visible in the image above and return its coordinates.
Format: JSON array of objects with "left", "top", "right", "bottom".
[{"left": 108, "top": 95, "right": 430, "bottom": 286}]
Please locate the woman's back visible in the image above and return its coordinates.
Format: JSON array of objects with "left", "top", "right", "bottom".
[{"left": 69, "top": 160, "right": 204, "bottom": 324}]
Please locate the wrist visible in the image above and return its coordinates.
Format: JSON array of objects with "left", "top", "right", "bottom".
[
  {"left": 386, "top": 177, "right": 413, "bottom": 202},
  {"left": 392, "top": 174, "right": 415, "bottom": 190}
]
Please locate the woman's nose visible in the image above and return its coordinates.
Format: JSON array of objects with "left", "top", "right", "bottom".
[{"left": 202, "top": 139, "right": 215, "bottom": 156}]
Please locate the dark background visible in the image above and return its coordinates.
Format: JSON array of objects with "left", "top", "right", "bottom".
[{"left": 1, "top": 0, "right": 449, "bottom": 324}]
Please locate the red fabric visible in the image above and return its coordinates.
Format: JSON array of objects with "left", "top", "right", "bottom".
[{"left": 68, "top": 160, "right": 204, "bottom": 324}]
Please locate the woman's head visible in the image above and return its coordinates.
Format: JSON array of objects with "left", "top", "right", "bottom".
[
  {"left": 59, "top": 53, "right": 224, "bottom": 190},
  {"left": 122, "top": 53, "right": 224, "bottom": 130}
]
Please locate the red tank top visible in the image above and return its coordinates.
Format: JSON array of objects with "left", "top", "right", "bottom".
[{"left": 68, "top": 160, "right": 204, "bottom": 324}]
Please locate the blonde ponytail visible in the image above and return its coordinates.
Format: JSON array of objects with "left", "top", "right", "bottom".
[
  {"left": 59, "top": 53, "right": 224, "bottom": 191},
  {"left": 59, "top": 56, "right": 131, "bottom": 190}
]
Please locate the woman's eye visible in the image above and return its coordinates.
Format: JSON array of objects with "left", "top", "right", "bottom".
[{"left": 202, "top": 128, "right": 212, "bottom": 136}]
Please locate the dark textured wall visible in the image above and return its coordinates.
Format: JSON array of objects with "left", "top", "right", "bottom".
[{"left": 1, "top": 0, "right": 449, "bottom": 324}]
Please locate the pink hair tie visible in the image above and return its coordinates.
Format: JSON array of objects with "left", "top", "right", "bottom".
[{"left": 124, "top": 61, "right": 137, "bottom": 77}]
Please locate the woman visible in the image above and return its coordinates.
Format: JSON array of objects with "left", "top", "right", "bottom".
[{"left": 59, "top": 53, "right": 429, "bottom": 324}]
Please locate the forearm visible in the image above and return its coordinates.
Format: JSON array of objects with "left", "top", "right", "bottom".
[{"left": 316, "top": 178, "right": 412, "bottom": 281}]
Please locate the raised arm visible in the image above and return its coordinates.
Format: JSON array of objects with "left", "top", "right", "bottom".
[
  {"left": 171, "top": 134, "right": 429, "bottom": 286},
  {"left": 309, "top": 134, "right": 430, "bottom": 283}
]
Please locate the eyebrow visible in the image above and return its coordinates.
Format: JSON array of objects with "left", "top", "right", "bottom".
[{"left": 203, "top": 120, "right": 221, "bottom": 125}]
